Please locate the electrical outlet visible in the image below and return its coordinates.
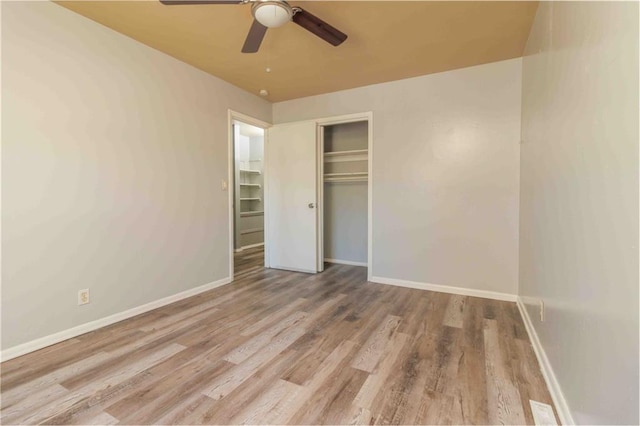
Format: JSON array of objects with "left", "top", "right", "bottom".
[
  {"left": 221, "top": 180, "right": 228, "bottom": 191},
  {"left": 78, "top": 289, "right": 90, "bottom": 305},
  {"left": 539, "top": 299, "right": 545, "bottom": 322}
]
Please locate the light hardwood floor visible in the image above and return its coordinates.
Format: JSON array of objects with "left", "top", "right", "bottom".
[
  {"left": 234, "top": 245, "right": 264, "bottom": 277},
  {"left": 1, "top": 248, "right": 558, "bottom": 424}
]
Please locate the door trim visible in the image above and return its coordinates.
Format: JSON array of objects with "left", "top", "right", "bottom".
[
  {"left": 227, "top": 110, "right": 271, "bottom": 281},
  {"left": 317, "top": 125, "right": 325, "bottom": 273},
  {"left": 316, "top": 112, "right": 373, "bottom": 281}
]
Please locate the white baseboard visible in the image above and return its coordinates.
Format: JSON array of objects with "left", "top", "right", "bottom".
[
  {"left": 0, "top": 276, "right": 232, "bottom": 362},
  {"left": 369, "top": 276, "right": 517, "bottom": 302},
  {"left": 517, "top": 297, "right": 574, "bottom": 425},
  {"left": 324, "top": 258, "right": 368, "bottom": 267}
]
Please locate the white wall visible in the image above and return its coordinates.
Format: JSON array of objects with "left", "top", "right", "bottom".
[
  {"left": 519, "top": 2, "right": 639, "bottom": 424},
  {"left": 1, "top": 1, "right": 271, "bottom": 350},
  {"left": 324, "top": 184, "right": 367, "bottom": 264},
  {"left": 274, "top": 59, "right": 522, "bottom": 296}
]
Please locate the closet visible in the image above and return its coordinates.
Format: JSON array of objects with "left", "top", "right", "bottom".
[
  {"left": 322, "top": 121, "right": 368, "bottom": 267},
  {"left": 264, "top": 114, "right": 371, "bottom": 274},
  {"left": 234, "top": 122, "right": 264, "bottom": 251}
]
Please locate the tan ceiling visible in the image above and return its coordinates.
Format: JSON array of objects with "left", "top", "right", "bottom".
[{"left": 56, "top": 1, "right": 538, "bottom": 102}]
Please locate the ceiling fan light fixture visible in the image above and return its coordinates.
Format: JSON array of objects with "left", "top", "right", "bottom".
[{"left": 252, "top": 1, "right": 292, "bottom": 28}]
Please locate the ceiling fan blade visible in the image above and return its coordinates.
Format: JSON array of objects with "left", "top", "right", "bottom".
[
  {"left": 242, "top": 19, "right": 268, "bottom": 53},
  {"left": 159, "top": 0, "right": 242, "bottom": 5},
  {"left": 292, "top": 8, "right": 347, "bottom": 47}
]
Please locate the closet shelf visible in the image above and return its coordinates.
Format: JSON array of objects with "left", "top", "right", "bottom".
[
  {"left": 325, "top": 177, "right": 368, "bottom": 183},
  {"left": 324, "top": 172, "right": 367, "bottom": 177},
  {"left": 239, "top": 169, "right": 261, "bottom": 175},
  {"left": 240, "top": 183, "right": 261, "bottom": 188},
  {"left": 240, "top": 227, "right": 264, "bottom": 235},
  {"left": 324, "top": 149, "right": 368, "bottom": 157},
  {"left": 324, "top": 172, "right": 368, "bottom": 183},
  {"left": 240, "top": 198, "right": 261, "bottom": 201},
  {"left": 240, "top": 210, "right": 264, "bottom": 217},
  {"left": 324, "top": 149, "right": 368, "bottom": 163}
]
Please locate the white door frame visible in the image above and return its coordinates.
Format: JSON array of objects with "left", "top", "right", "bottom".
[
  {"left": 316, "top": 112, "right": 373, "bottom": 281},
  {"left": 227, "top": 110, "right": 271, "bottom": 281}
]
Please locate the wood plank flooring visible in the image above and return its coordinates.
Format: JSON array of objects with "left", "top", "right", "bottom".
[
  {"left": 234, "top": 245, "right": 264, "bottom": 277},
  {"left": 1, "top": 247, "right": 558, "bottom": 424}
]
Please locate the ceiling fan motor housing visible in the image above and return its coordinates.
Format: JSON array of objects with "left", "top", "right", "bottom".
[{"left": 251, "top": 0, "right": 293, "bottom": 28}]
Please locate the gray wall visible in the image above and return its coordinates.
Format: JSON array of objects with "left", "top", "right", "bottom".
[
  {"left": 1, "top": 1, "right": 271, "bottom": 349},
  {"left": 324, "top": 122, "right": 368, "bottom": 264},
  {"left": 274, "top": 59, "right": 522, "bottom": 295},
  {"left": 519, "top": 2, "right": 639, "bottom": 424}
]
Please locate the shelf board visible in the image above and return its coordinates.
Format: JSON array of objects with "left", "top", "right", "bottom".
[
  {"left": 324, "top": 172, "right": 368, "bottom": 183},
  {"left": 324, "top": 149, "right": 368, "bottom": 164},
  {"left": 240, "top": 210, "right": 264, "bottom": 217},
  {"left": 239, "top": 169, "right": 261, "bottom": 174},
  {"left": 240, "top": 183, "right": 261, "bottom": 188},
  {"left": 240, "top": 227, "right": 264, "bottom": 235},
  {"left": 240, "top": 198, "right": 261, "bottom": 201},
  {"left": 324, "top": 149, "right": 368, "bottom": 157},
  {"left": 325, "top": 177, "right": 368, "bottom": 183},
  {"left": 324, "top": 172, "right": 368, "bottom": 177}
]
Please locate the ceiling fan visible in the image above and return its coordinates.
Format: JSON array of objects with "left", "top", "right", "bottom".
[{"left": 159, "top": 0, "right": 348, "bottom": 53}]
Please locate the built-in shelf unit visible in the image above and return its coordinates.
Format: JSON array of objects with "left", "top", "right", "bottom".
[
  {"left": 238, "top": 166, "right": 263, "bottom": 214},
  {"left": 323, "top": 149, "right": 369, "bottom": 183}
]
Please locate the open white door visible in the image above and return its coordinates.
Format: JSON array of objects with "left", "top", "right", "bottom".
[{"left": 266, "top": 121, "right": 318, "bottom": 273}]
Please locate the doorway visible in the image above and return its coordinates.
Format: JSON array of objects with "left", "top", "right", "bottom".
[
  {"left": 228, "top": 111, "right": 270, "bottom": 278},
  {"left": 320, "top": 121, "right": 369, "bottom": 270},
  {"left": 264, "top": 112, "right": 373, "bottom": 280}
]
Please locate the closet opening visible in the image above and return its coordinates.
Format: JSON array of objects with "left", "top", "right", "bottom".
[
  {"left": 232, "top": 119, "right": 265, "bottom": 276},
  {"left": 319, "top": 120, "right": 370, "bottom": 274}
]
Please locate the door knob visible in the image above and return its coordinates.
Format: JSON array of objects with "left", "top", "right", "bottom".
[{"left": 308, "top": 203, "right": 315, "bottom": 209}]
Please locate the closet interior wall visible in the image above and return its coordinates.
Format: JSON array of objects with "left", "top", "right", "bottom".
[{"left": 323, "top": 121, "right": 369, "bottom": 266}]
